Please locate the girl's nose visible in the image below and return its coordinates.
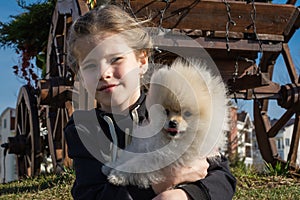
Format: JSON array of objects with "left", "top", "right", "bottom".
[{"left": 99, "top": 65, "right": 113, "bottom": 80}]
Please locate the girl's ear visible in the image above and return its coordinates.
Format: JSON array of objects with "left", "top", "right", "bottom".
[{"left": 139, "top": 51, "right": 149, "bottom": 75}]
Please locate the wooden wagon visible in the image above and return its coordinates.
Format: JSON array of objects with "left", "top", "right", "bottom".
[{"left": 2, "top": 0, "right": 300, "bottom": 178}]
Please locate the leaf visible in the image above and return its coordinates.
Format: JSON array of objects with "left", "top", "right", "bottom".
[{"left": 0, "top": 0, "right": 55, "bottom": 85}]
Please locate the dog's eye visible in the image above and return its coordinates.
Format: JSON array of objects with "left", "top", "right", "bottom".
[
  {"left": 183, "top": 111, "right": 192, "bottom": 117},
  {"left": 165, "top": 109, "right": 170, "bottom": 116}
]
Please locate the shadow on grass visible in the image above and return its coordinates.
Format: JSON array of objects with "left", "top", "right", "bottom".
[
  {"left": 0, "top": 171, "right": 74, "bottom": 195},
  {"left": 0, "top": 180, "right": 55, "bottom": 195}
]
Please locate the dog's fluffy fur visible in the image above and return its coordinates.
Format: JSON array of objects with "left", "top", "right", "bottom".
[{"left": 102, "top": 58, "right": 229, "bottom": 188}]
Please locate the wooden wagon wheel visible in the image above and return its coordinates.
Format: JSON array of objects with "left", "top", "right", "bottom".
[
  {"left": 253, "top": 44, "right": 300, "bottom": 169},
  {"left": 42, "top": 0, "right": 89, "bottom": 173},
  {"left": 15, "top": 85, "right": 42, "bottom": 178},
  {"left": 44, "top": 6, "right": 74, "bottom": 173},
  {"left": 46, "top": 104, "right": 72, "bottom": 172}
]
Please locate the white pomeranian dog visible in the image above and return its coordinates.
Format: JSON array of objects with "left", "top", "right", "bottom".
[{"left": 102, "top": 57, "right": 229, "bottom": 188}]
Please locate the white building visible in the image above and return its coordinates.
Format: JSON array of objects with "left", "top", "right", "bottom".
[
  {"left": 273, "top": 119, "right": 300, "bottom": 166},
  {"left": 219, "top": 108, "right": 261, "bottom": 168},
  {"left": 0, "top": 107, "right": 18, "bottom": 183},
  {"left": 236, "top": 111, "right": 255, "bottom": 167}
]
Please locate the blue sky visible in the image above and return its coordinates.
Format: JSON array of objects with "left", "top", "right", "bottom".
[
  {"left": 0, "top": 0, "right": 299, "bottom": 120},
  {"left": 0, "top": 0, "right": 41, "bottom": 115},
  {"left": 0, "top": 1, "right": 36, "bottom": 114}
]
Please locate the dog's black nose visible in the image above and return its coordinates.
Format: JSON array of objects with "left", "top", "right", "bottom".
[{"left": 169, "top": 120, "right": 178, "bottom": 128}]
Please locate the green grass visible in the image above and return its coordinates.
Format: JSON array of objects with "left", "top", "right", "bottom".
[
  {"left": 0, "top": 167, "right": 299, "bottom": 200},
  {"left": 0, "top": 170, "right": 74, "bottom": 200},
  {"left": 232, "top": 166, "right": 300, "bottom": 200}
]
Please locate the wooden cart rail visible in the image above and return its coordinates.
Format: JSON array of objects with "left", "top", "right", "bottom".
[{"left": 125, "top": 0, "right": 299, "bottom": 36}]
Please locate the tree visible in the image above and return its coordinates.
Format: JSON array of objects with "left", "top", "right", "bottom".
[{"left": 0, "top": 0, "right": 55, "bottom": 86}]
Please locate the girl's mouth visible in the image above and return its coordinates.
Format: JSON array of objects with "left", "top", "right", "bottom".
[{"left": 98, "top": 84, "right": 119, "bottom": 92}]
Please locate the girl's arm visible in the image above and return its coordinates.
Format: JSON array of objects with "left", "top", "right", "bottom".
[{"left": 152, "top": 155, "right": 236, "bottom": 200}]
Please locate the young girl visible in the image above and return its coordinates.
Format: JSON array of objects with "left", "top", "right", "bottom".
[{"left": 65, "top": 4, "right": 236, "bottom": 200}]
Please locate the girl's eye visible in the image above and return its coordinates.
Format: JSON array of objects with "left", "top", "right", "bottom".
[
  {"left": 183, "top": 111, "right": 192, "bottom": 117},
  {"left": 165, "top": 109, "right": 170, "bottom": 116},
  {"left": 81, "top": 64, "right": 97, "bottom": 71},
  {"left": 110, "top": 56, "right": 123, "bottom": 64}
]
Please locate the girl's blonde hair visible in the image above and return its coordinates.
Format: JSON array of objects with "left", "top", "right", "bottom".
[{"left": 67, "top": 4, "right": 152, "bottom": 73}]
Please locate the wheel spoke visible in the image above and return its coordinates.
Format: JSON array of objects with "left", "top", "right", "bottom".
[
  {"left": 27, "top": 132, "right": 31, "bottom": 140},
  {"left": 15, "top": 86, "right": 41, "bottom": 178},
  {"left": 282, "top": 43, "right": 299, "bottom": 84},
  {"left": 287, "top": 113, "right": 300, "bottom": 166},
  {"left": 267, "top": 108, "right": 295, "bottom": 137},
  {"left": 24, "top": 108, "right": 28, "bottom": 137},
  {"left": 20, "top": 102, "right": 25, "bottom": 135},
  {"left": 25, "top": 155, "right": 32, "bottom": 177},
  {"left": 17, "top": 124, "right": 22, "bottom": 136},
  {"left": 64, "top": 107, "right": 69, "bottom": 122},
  {"left": 61, "top": 107, "right": 68, "bottom": 157},
  {"left": 254, "top": 100, "right": 276, "bottom": 164},
  {"left": 53, "top": 108, "right": 60, "bottom": 139},
  {"left": 26, "top": 154, "right": 32, "bottom": 166}
]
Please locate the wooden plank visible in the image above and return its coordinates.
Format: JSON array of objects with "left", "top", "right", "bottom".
[
  {"left": 153, "top": 34, "right": 282, "bottom": 52},
  {"left": 228, "top": 73, "right": 269, "bottom": 91},
  {"left": 257, "top": 34, "right": 284, "bottom": 42},
  {"left": 208, "top": 31, "right": 284, "bottom": 42},
  {"left": 175, "top": 29, "right": 203, "bottom": 36},
  {"left": 215, "top": 59, "right": 256, "bottom": 82},
  {"left": 122, "top": 0, "right": 298, "bottom": 35},
  {"left": 212, "top": 31, "right": 244, "bottom": 39},
  {"left": 228, "top": 81, "right": 281, "bottom": 99},
  {"left": 282, "top": 43, "right": 299, "bottom": 84},
  {"left": 284, "top": 6, "right": 300, "bottom": 36}
]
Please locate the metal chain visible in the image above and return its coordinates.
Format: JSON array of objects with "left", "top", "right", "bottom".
[
  {"left": 223, "top": 0, "right": 236, "bottom": 52},
  {"left": 249, "top": 0, "right": 262, "bottom": 107},
  {"left": 158, "top": 0, "right": 172, "bottom": 30},
  {"left": 123, "top": 0, "right": 138, "bottom": 20},
  {"left": 250, "top": 0, "right": 262, "bottom": 74},
  {"left": 233, "top": 59, "right": 239, "bottom": 103},
  {"left": 233, "top": 58, "right": 239, "bottom": 81}
]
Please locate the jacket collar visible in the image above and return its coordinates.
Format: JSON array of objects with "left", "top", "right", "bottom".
[{"left": 95, "top": 90, "right": 147, "bottom": 122}]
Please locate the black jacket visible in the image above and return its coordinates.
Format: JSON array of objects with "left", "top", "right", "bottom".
[{"left": 64, "top": 92, "right": 236, "bottom": 200}]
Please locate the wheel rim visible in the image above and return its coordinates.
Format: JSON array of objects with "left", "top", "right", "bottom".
[
  {"left": 15, "top": 85, "right": 41, "bottom": 178},
  {"left": 46, "top": 103, "right": 73, "bottom": 172}
]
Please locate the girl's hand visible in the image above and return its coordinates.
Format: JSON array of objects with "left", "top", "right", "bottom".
[
  {"left": 152, "top": 189, "right": 190, "bottom": 200},
  {"left": 151, "top": 158, "right": 209, "bottom": 194}
]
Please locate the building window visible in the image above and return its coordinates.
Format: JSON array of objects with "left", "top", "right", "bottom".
[
  {"left": 245, "top": 132, "right": 251, "bottom": 143},
  {"left": 10, "top": 117, "right": 15, "bottom": 130},
  {"left": 3, "top": 119, "right": 7, "bottom": 129},
  {"left": 245, "top": 146, "right": 252, "bottom": 158},
  {"left": 285, "top": 138, "right": 290, "bottom": 146},
  {"left": 277, "top": 139, "right": 285, "bottom": 149}
]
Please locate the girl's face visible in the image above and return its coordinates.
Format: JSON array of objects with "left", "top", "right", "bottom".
[{"left": 76, "top": 34, "right": 148, "bottom": 113}]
